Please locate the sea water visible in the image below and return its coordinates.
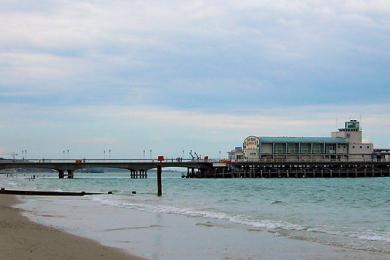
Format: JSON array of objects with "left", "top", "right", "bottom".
[{"left": 1, "top": 170, "right": 390, "bottom": 257}]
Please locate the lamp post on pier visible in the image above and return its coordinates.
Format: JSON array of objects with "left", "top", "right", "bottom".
[
  {"left": 11, "top": 153, "right": 18, "bottom": 161},
  {"left": 21, "top": 149, "right": 27, "bottom": 160}
]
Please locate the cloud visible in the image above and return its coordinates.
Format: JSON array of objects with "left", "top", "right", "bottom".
[
  {"left": 0, "top": 52, "right": 91, "bottom": 82},
  {"left": 0, "top": 1, "right": 389, "bottom": 156},
  {"left": 1, "top": 1, "right": 388, "bottom": 58},
  {"left": 92, "top": 104, "right": 390, "bottom": 135},
  {"left": 0, "top": 102, "right": 390, "bottom": 158},
  {"left": 3, "top": 102, "right": 389, "bottom": 136}
]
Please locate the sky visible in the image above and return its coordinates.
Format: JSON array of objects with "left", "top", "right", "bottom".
[{"left": 1, "top": 0, "right": 390, "bottom": 159}]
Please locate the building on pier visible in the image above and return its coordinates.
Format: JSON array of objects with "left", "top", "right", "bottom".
[
  {"left": 331, "top": 119, "right": 373, "bottom": 161},
  {"left": 227, "top": 147, "right": 244, "bottom": 160},
  {"left": 236, "top": 120, "right": 375, "bottom": 162}
]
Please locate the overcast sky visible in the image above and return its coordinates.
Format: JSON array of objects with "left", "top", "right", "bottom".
[{"left": 1, "top": 0, "right": 390, "bottom": 159}]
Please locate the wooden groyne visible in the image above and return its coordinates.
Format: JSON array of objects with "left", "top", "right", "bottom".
[{"left": 0, "top": 188, "right": 109, "bottom": 196}]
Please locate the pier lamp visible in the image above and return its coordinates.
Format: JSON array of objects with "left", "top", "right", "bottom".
[{"left": 21, "top": 149, "right": 27, "bottom": 160}]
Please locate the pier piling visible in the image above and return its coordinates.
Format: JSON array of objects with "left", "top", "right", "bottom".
[
  {"left": 67, "top": 170, "right": 74, "bottom": 179},
  {"left": 157, "top": 164, "right": 162, "bottom": 196},
  {"left": 58, "top": 170, "right": 64, "bottom": 179}
]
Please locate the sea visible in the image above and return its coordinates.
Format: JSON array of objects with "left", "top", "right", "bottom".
[{"left": 1, "top": 170, "right": 390, "bottom": 259}]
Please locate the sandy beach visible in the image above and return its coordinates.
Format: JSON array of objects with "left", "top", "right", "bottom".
[{"left": 0, "top": 195, "right": 142, "bottom": 260}]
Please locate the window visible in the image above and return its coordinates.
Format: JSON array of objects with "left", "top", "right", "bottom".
[
  {"left": 300, "top": 143, "right": 310, "bottom": 154},
  {"left": 287, "top": 143, "right": 299, "bottom": 154},
  {"left": 325, "top": 144, "right": 336, "bottom": 154},
  {"left": 274, "top": 143, "right": 286, "bottom": 154},
  {"left": 312, "top": 144, "right": 324, "bottom": 154}
]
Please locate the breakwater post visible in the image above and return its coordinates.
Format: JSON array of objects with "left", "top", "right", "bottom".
[
  {"left": 157, "top": 164, "right": 162, "bottom": 196},
  {"left": 58, "top": 169, "right": 65, "bottom": 179}
]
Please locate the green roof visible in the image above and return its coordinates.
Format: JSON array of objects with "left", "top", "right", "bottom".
[{"left": 260, "top": 137, "right": 348, "bottom": 144}]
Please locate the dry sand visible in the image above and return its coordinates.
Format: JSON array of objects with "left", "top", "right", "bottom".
[{"left": 0, "top": 195, "right": 142, "bottom": 260}]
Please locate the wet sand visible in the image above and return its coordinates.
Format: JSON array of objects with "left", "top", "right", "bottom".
[{"left": 0, "top": 195, "right": 142, "bottom": 260}]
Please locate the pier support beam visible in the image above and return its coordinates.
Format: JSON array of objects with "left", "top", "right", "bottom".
[
  {"left": 58, "top": 169, "right": 65, "bottom": 179},
  {"left": 157, "top": 164, "right": 162, "bottom": 197},
  {"left": 67, "top": 170, "right": 74, "bottom": 179}
]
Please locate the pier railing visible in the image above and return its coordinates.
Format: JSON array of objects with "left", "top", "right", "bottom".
[{"left": 1, "top": 157, "right": 388, "bottom": 164}]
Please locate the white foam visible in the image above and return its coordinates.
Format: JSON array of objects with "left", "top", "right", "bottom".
[
  {"left": 353, "top": 233, "right": 390, "bottom": 243},
  {"left": 91, "top": 196, "right": 305, "bottom": 232},
  {"left": 91, "top": 195, "right": 390, "bottom": 244},
  {"left": 307, "top": 227, "right": 390, "bottom": 243}
]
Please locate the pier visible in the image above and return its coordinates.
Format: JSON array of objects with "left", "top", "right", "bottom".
[
  {"left": 1, "top": 159, "right": 390, "bottom": 196},
  {"left": 0, "top": 159, "right": 213, "bottom": 196},
  {"left": 198, "top": 161, "right": 390, "bottom": 178}
]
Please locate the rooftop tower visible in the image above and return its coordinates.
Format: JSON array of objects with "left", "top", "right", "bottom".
[{"left": 331, "top": 120, "right": 362, "bottom": 143}]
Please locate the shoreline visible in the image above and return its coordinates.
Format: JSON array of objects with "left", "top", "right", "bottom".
[
  {"left": 1, "top": 174, "right": 389, "bottom": 259},
  {"left": 0, "top": 194, "right": 142, "bottom": 260},
  {"left": 16, "top": 194, "right": 390, "bottom": 260}
]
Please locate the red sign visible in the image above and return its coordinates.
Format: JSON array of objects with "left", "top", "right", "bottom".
[{"left": 157, "top": 156, "right": 165, "bottom": 162}]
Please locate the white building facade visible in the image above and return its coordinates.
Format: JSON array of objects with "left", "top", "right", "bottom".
[{"left": 241, "top": 120, "right": 374, "bottom": 162}]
